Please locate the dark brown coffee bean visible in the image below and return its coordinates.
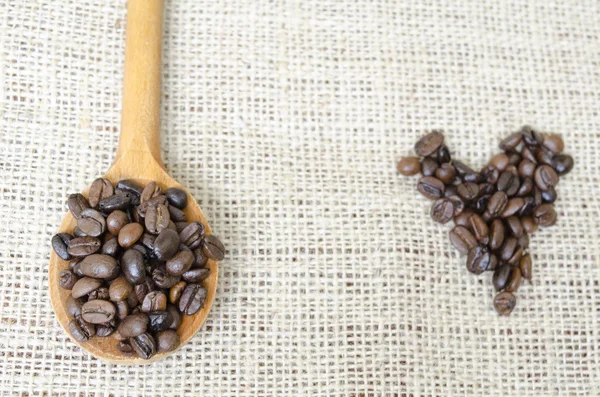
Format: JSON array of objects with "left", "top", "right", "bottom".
[
  {"left": 552, "top": 154, "right": 574, "bottom": 176},
  {"left": 519, "top": 254, "right": 532, "bottom": 282},
  {"left": 140, "top": 181, "right": 162, "bottom": 204},
  {"left": 467, "top": 214, "right": 489, "bottom": 245},
  {"left": 431, "top": 198, "right": 454, "bottom": 224},
  {"left": 474, "top": 194, "right": 491, "bottom": 214},
  {"left": 132, "top": 244, "right": 149, "bottom": 258},
  {"left": 414, "top": 131, "right": 444, "bottom": 157},
  {"left": 487, "top": 191, "right": 508, "bottom": 217},
  {"left": 453, "top": 161, "right": 480, "bottom": 183},
  {"left": 505, "top": 216, "right": 524, "bottom": 238},
  {"left": 454, "top": 209, "right": 476, "bottom": 228},
  {"left": 179, "top": 284, "right": 207, "bottom": 315},
  {"left": 493, "top": 264, "right": 512, "bottom": 291},
  {"left": 494, "top": 292, "right": 517, "bottom": 316},
  {"left": 398, "top": 156, "right": 421, "bottom": 176},
  {"left": 52, "top": 233, "right": 73, "bottom": 260},
  {"left": 165, "top": 250, "right": 194, "bottom": 276},
  {"left": 508, "top": 153, "right": 522, "bottom": 166},
  {"left": 446, "top": 196, "right": 465, "bottom": 216},
  {"left": 518, "top": 196, "right": 536, "bottom": 217},
  {"left": 534, "top": 204, "right": 557, "bottom": 227},
  {"left": 169, "top": 281, "right": 187, "bottom": 304},
  {"left": 497, "top": 171, "right": 520, "bottom": 197},
  {"left": 541, "top": 187, "right": 557, "bottom": 204},
  {"left": 106, "top": 210, "right": 129, "bottom": 235},
  {"left": 518, "top": 160, "right": 536, "bottom": 178},
  {"left": 122, "top": 249, "right": 147, "bottom": 285},
  {"left": 499, "top": 132, "right": 522, "bottom": 151},
  {"left": 67, "top": 236, "right": 101, "bottom": 257},
  {"left": 456, "top": 183, "right": 480, "bottom": 201},
  {"left": 88, "top": 178, "right": 114, "bottom": 208},
  {"left": 193, "top": 248, "right": 209, "bottom": 268},
  {"left": 516, "top": 177, "right": 534, "bottom": 197},
  {"left": 117, "top": 223, "right": 143, "bottom": 248},
  {"left": 88, "top": 287, "right": 109, "bottom": 301},
  {"left": 479, "top": 183, "right": 495, "bottom": 196},
  {"left": 141, "top": 291, "right": 167, "bottom": 313},
  {"left": 140, "top": 232, "right": 156, "bottom": 251},
  {"left": 521, "top": 126, "right": 543, "bottom": 147},
  {"left": 179, "top": 222, "right": 206, "bottom": 250},
  {"left": 542, "top": 133, "right": 564, "bottom": 154},
  {"left": 101, "top": 237, "right": 120, "bottom": 257},
  {"left": 507, "top": 244, "right": 524, "bottom": 266},
  {"left": 521, "top": 216, "right": 538, "bottom": 234},
  {"left": 182, "top": 268, "right": 210, "bottom": 283},
  {"left": 116, "top": 179, "right": 143, "bottom": 205},
  {"left": 518, "top": 233, "right": 530, "bottom": 250},
  {"left": 417, "top": 176, "right": 445, "bottom": 199},
  {"left": 152, "top": 266, "right": 181, "bottom": 289},
  {"left": 481, "top": 166, "right": 500, "bottom": 184},
  {"left": 534, "top": 165, "right": 559, "bottom": 191},
  {"left": 505, "top": 267, "right": 522, "bottom": 292},
  {"left": 69, "top": 316, "right": 96, "bottom": 341},
  {"left": 118, "top": 313, "right": 149, "bottom": 337},
  {"left": 533, "top": 187, "right": 543, "bottom": 207},
  {"left": 129, "top": 333, "right": 156, "bottom": 360},
  {"left": 161, "top": 188, "right": 187, "bottom": 210},
  {"left": 117, "top": 341, "right": 134, "bottom": 354},
  {"left": 489, "top": 219, "right": 505, "bottom": 251},
  {"left": 148, "top": 311, "right": 173, "bottom": 333},
  {"left": 489, "top": 153, "right": 509, "bottom": 171},
  {"left": 175, "top": 222, "right": 190, "bottom": 233},
  {"left": 67, "top": 193, "right": 90, "bottom": 220},
  {"left": 166, "top": 206, "right": 186, "bottom": 224},
  {"left": 153, "top": 229, "right": 181, "bottom": 261},
  {"left": 500, "top": 237, "right": 518, "bottom": 262},
  {"left": 501, "top": 198, "right": 525, "bottom": 218},
  {"left": 520, "top": 145, "right": 537, "bottom": 164},
  {"left": 77, "top": 209, "right": 106, "bottom": 237},
  {"left": 96, "top": 319, "right": 116, "bottom": 337},
  {"left": 109, "top": 276, "right": 133, "bottom": 302},
  {"left": 82, "top": 299, "right": 116, "bottom": 324},
  {"left": 66, "top": 295, "right": 83, "bottom": 318},
  {"left": 466, "top": 246, "right": 497, "bottom": 275},
  {"left": 536, "top": 147, "right": 554, "bottom": 166},
  {"left": 156, "top": 330, "right": 180, "bottom": 353},
  {"left": 433, "top": 163, "right": 454, "bottom": 184},
  {"left": 58, "top": 270, "right": 79, "bottom": 291},
  {"left": 164, "top": 306, "right": 180, "bottom": 331},
  {"left": 443, "top": 185, "right": 458, "bottom": 198},
  {"left": 420, "top": 157, "right": 438, "bottom": 177},
  {"left": 145, "top": 203, "right": 170, "bottom": 235},
  {"left": 449, "top": 226, "right": 478, "bottom": 255},
  {"left": 202, "top": 235, "right": 226, "bottom": 261},
  {"left": 134, "top": 281, "right": 152, "bottom": 303},
  {"left": 432, "top": 145, "right": 449, "bottom": 163},
  {"left": 98, "top": 192, "right": 132, "bottom": 213},
  {"left": 116, "top": 300, "right": 129, "bottom": 320},
  {"left": 79, "top": 254, "right": 119, "bottom": 279}
]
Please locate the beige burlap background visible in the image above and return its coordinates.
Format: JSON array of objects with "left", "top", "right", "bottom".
[{"left": 1, "top": 0, "right": 599, "bottom": 395}]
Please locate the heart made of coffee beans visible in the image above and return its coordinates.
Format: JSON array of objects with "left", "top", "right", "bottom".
[{"left": 397, "top": 126, "right": 574, "bottom": 316}]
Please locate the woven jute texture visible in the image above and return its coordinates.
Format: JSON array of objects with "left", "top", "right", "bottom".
[{"left": 1, "top": 0, "right": 599, "bottom": 395}]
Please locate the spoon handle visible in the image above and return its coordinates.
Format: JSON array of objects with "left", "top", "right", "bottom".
[{"left": 115, "top": 0, "right": 164, "bottom": 168}]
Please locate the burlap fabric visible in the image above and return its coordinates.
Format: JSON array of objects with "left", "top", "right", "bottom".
[{"left": 1, "top": 0, "right": 599, "bottom": 395}]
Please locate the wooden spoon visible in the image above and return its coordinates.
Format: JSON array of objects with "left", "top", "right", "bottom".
[{"left": 48, "top": 0, "right": 218, "bottom": 364}]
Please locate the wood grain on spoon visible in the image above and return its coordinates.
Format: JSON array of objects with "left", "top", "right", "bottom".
[{"left": 48, "top": 0, "right": 218, "bottom": 364}]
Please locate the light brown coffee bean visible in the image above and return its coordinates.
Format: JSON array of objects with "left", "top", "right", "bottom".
[
  {"left": 519, "top": 254, "right": 532, "bottom": 281},
  {"left": 494, "top": 292, "right": 517, "bottom": 316},
  {"left": 106, "top": 210, "right": 129, "bottom": 235},
  {"left": 118, "top": 223, "right": 144, "bottom": 248},
  {"left": 77, "top": 208, "right": 106, "bottom": 237}
]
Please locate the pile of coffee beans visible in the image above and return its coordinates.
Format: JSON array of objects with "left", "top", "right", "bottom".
[
  {"left": 52, "top": 179, "right": 225, "bottom": 359},
  {"left": 397, "top": 126, "right": 574, "bottom": 315}
]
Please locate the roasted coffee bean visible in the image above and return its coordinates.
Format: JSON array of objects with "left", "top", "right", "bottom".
[
  {"left": 141, "top": 232, "right": 156, "bottom": 251},
  {"left": 96, "top": 320, "right": 116, "bottom": 337},
  {"left": 466, "top": 246, "right": 497, "bottom": 275},
  {"left": 88, "top": 287, "right": 109, "bottom": 301},
  {"left": 156, "top": 330, "right": 180, "bottom": 353},
  {"left": 434, "top": 163, "right": 456, "bottom": 184},
  {"left": 436, "top": 145, "right": 451, "bottom": 164},
  {"left": 417, "top": 176, "right": 445, "bottom": 199},
  {"left": 494, "top": 292, "right": 517, "bottom": 316},
  {"left": 507, "top": 245, "right": 524, "bottom": 266},
  {"left": 454, "top": 209, "right": 476, "bottom": 228},
  {"left": 505, "top": 216, "right": 524, "bottom": 238},
  {"left": 443, "top": 184, "right": 458, "bottom": 198},
  {"left": 109, "top": 276, "right": 133, "bottom": 302},
  {"left": 489, "top": 219, "right": 506, "bottom": 251},
  {"left": 134, "top": 282, "right": 151, "bottom": 303},
  {"left": 449, "top": 226, "right": 478, "bottom": 255},
  {"left": 414, "top": 131, "right": 444, "bottom": 157},
  {"left": 66, "top": 295, "right": 83, "bottom": 318},
  {"left": 179, "top": 284, "right": 207, "bottom": 315},
  {"left": 69, "top": 316, "right": 96, "bottom": 341},
  {"left": 474, "top": 194, "right": 490, "bottom": 214},
  {"left": 202, "top": 235, "right": 226, "bottom": 261},
  {"left": 500, "top": 237, "right": 518, "bottom": 262},
  {"left": 518, "top": 196, "right": 536, "bottom": 217},
  {"left": 118, "top": 223, "right": 144, "bottom": 248},
  {"left": 542, "top": 133, "right": 564, "bottom": 154},
  {"left": 127, "top": 288, "right": 140, "bottom": 308},
  {"left": 499, "top": 132, "right": 522, "bottom": 151},
  {"left": 169, "top": 281, "right": 187, "bottom": 304},
  {"left": 446, "top": 196, "right": 465, "bottom": 216},
  {"left": 67, "top": 193, "right": 90, "bottom": 220},
  {"left": 148, "top": 311, "right": 173, "bottom": 333},
  {"left": 122, "top": 249, "right": 146, "bottom": 285},
  {"left": 516, "top": 177, "right": 534, "bottom": 197},
  {"left": 145, "top": 203, "right": 170, "bottom": 235},
  {"left": 534, "top": 165, "right": 559, "bottom": 191},
  {"left": 130, "top": 333, "right": 156, "bottom": 359},
  {"left": 520, "top": 145, "right": 537, "bottom": 164},
  {"left": 552, "top": 154, "right": 574, "bottom": 176},
  {"left": 521, "top": 126, "right": 543, "bottom": 147},
  {"left": 106, "top": 210, "right": 129, "bottom": 235},
  {"left": 497, "top": 171, "right": 520, "bottom": 197},
  {"left": 182, "top": 268, "right": 210, "bottom": 283},
  {"left": 456, "top": 183, "right": 479, "bottom": 201},
  {"left": 534, "top": 204, "right": 557, "bottom": 227},
  {"left": 501, "top": 198, "right": 525, "bottom": 218},
  {"left": 175, "top": 222, "right": 190, "bottom": 233},
  {"left": 98, "top": 192, "right": 132, "bottom": 213},
  {"left": 117, "top": 341, "right": 134, "bottom": 354},
  {"left": 73, "top": 227, "right": 87, "bottom": 238},
  {"left": 519, "top": 254, "right": 532, "bottom": 281},
  {"left": 77, "top": 209, "right": 106, "bottom": 237},
  {"left": 431, "top": 198, "right": 455, "bottom": 224},
  {"left": 489, "top": 153, "right": 509, "bottom": 171},
  {"left": 116, "top": 300, "right": 129, "bottom": 320},
  {"left": 116, "top": 179, "right": 143, "bottom": 205},
  {"left": 81, "top": 299, "right": 116, "bottom": 324},
  {"left": 88, "top": 178, "right": 114, "bottom": 208},
  {"left": 59, "top": 270, "right": 79, "bottom": 290},
  {"left": 118, "top": 313, "right": 149, "bottom": 338},
  {"left": 101, "top": 237, "right": 120, "bottom": 257},
  {"left": 137, "top": 195, "right": 168, "bottom": 217},
  {"left": 481, "top": 166, "right": 500, "bottom": 184},
  {"left": 70, "top": 259, "right": 83, "bottom": 276},
  {"left": 487, "top": 191, "right": 508, "bottom": 217},
  {"left": 492, "top": 264, "right": 512, "bottom": 291},
  {"left": 397, "top": 157, "right": 421, "bottom": 176},
  {"left": 479, "top": 183, "right": 495, "bottom": 196},
  {"left": 420, "top": 157, "right": 438, "bottom": 177},
  {"left": 453, "top": 161, "right": 480, "bottom": 183},
  {"left": 168, "top": 206, "right": 187, "bottom": 223},
  {"left": 518, "top": 160, "right": 536, "bottom": 178},
  {"left": 508, "top": 153, "right": 522, "bottom": 166},
  {"left": 166, "top": 220, "right": 177, "bottom": 232},
  {"left": 167, "top": 304, "right": 182, "bottom": 330},
  {"left": 533, "top": 187, "right": 543, "bottom": 207},
  {"left": 164, "top": 251, "right": 194, "bottom": 277},
  {"left": 193, "top": 248, "right": 209, "bottom": 268},
  {"left": 52, "top": 233, "right": 73, "bottom": 260},
  {"left": 521, "top": 216, "right": 538, "bottom": 234},
  {"left": 141, "top": 291, "right": 167, "bottom": 313},
  {"left": 505, "top": 267, "right": 522, "bottom": 292},
  {"left": 536, "top": 147, "right": 554, "bottom": 166},
  {"left": 518, "top": 233, "right": 530, "bottom": 250},
  {"left": 68, "top": 236, "right": 101, "bottom": 257},
  {"left": 179, "top": 222, "right": 206, "bottom": 250},
  {"left": 541, "top": 187, "right": 557, "bottom": 204},
  {"left": 153, "top": 229, "right": 181, "bottom": 261},
  {"left": 468, "top": 214, "right": 489, "bottom": 245},
  {"left": 152, "top": 266, "right": 181, "bottom": 289},
  {"left": 131, "top": 244, "right": 148, "bottom": 257},
  {"left": 79, "top": 254, "right": 119, "bottom": 279},
  {"left": 162, "top": 187, "right": 188, "bottom": 209},
  {"left": 140, "top": 181, "right": 162, "bottom": 204}
]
